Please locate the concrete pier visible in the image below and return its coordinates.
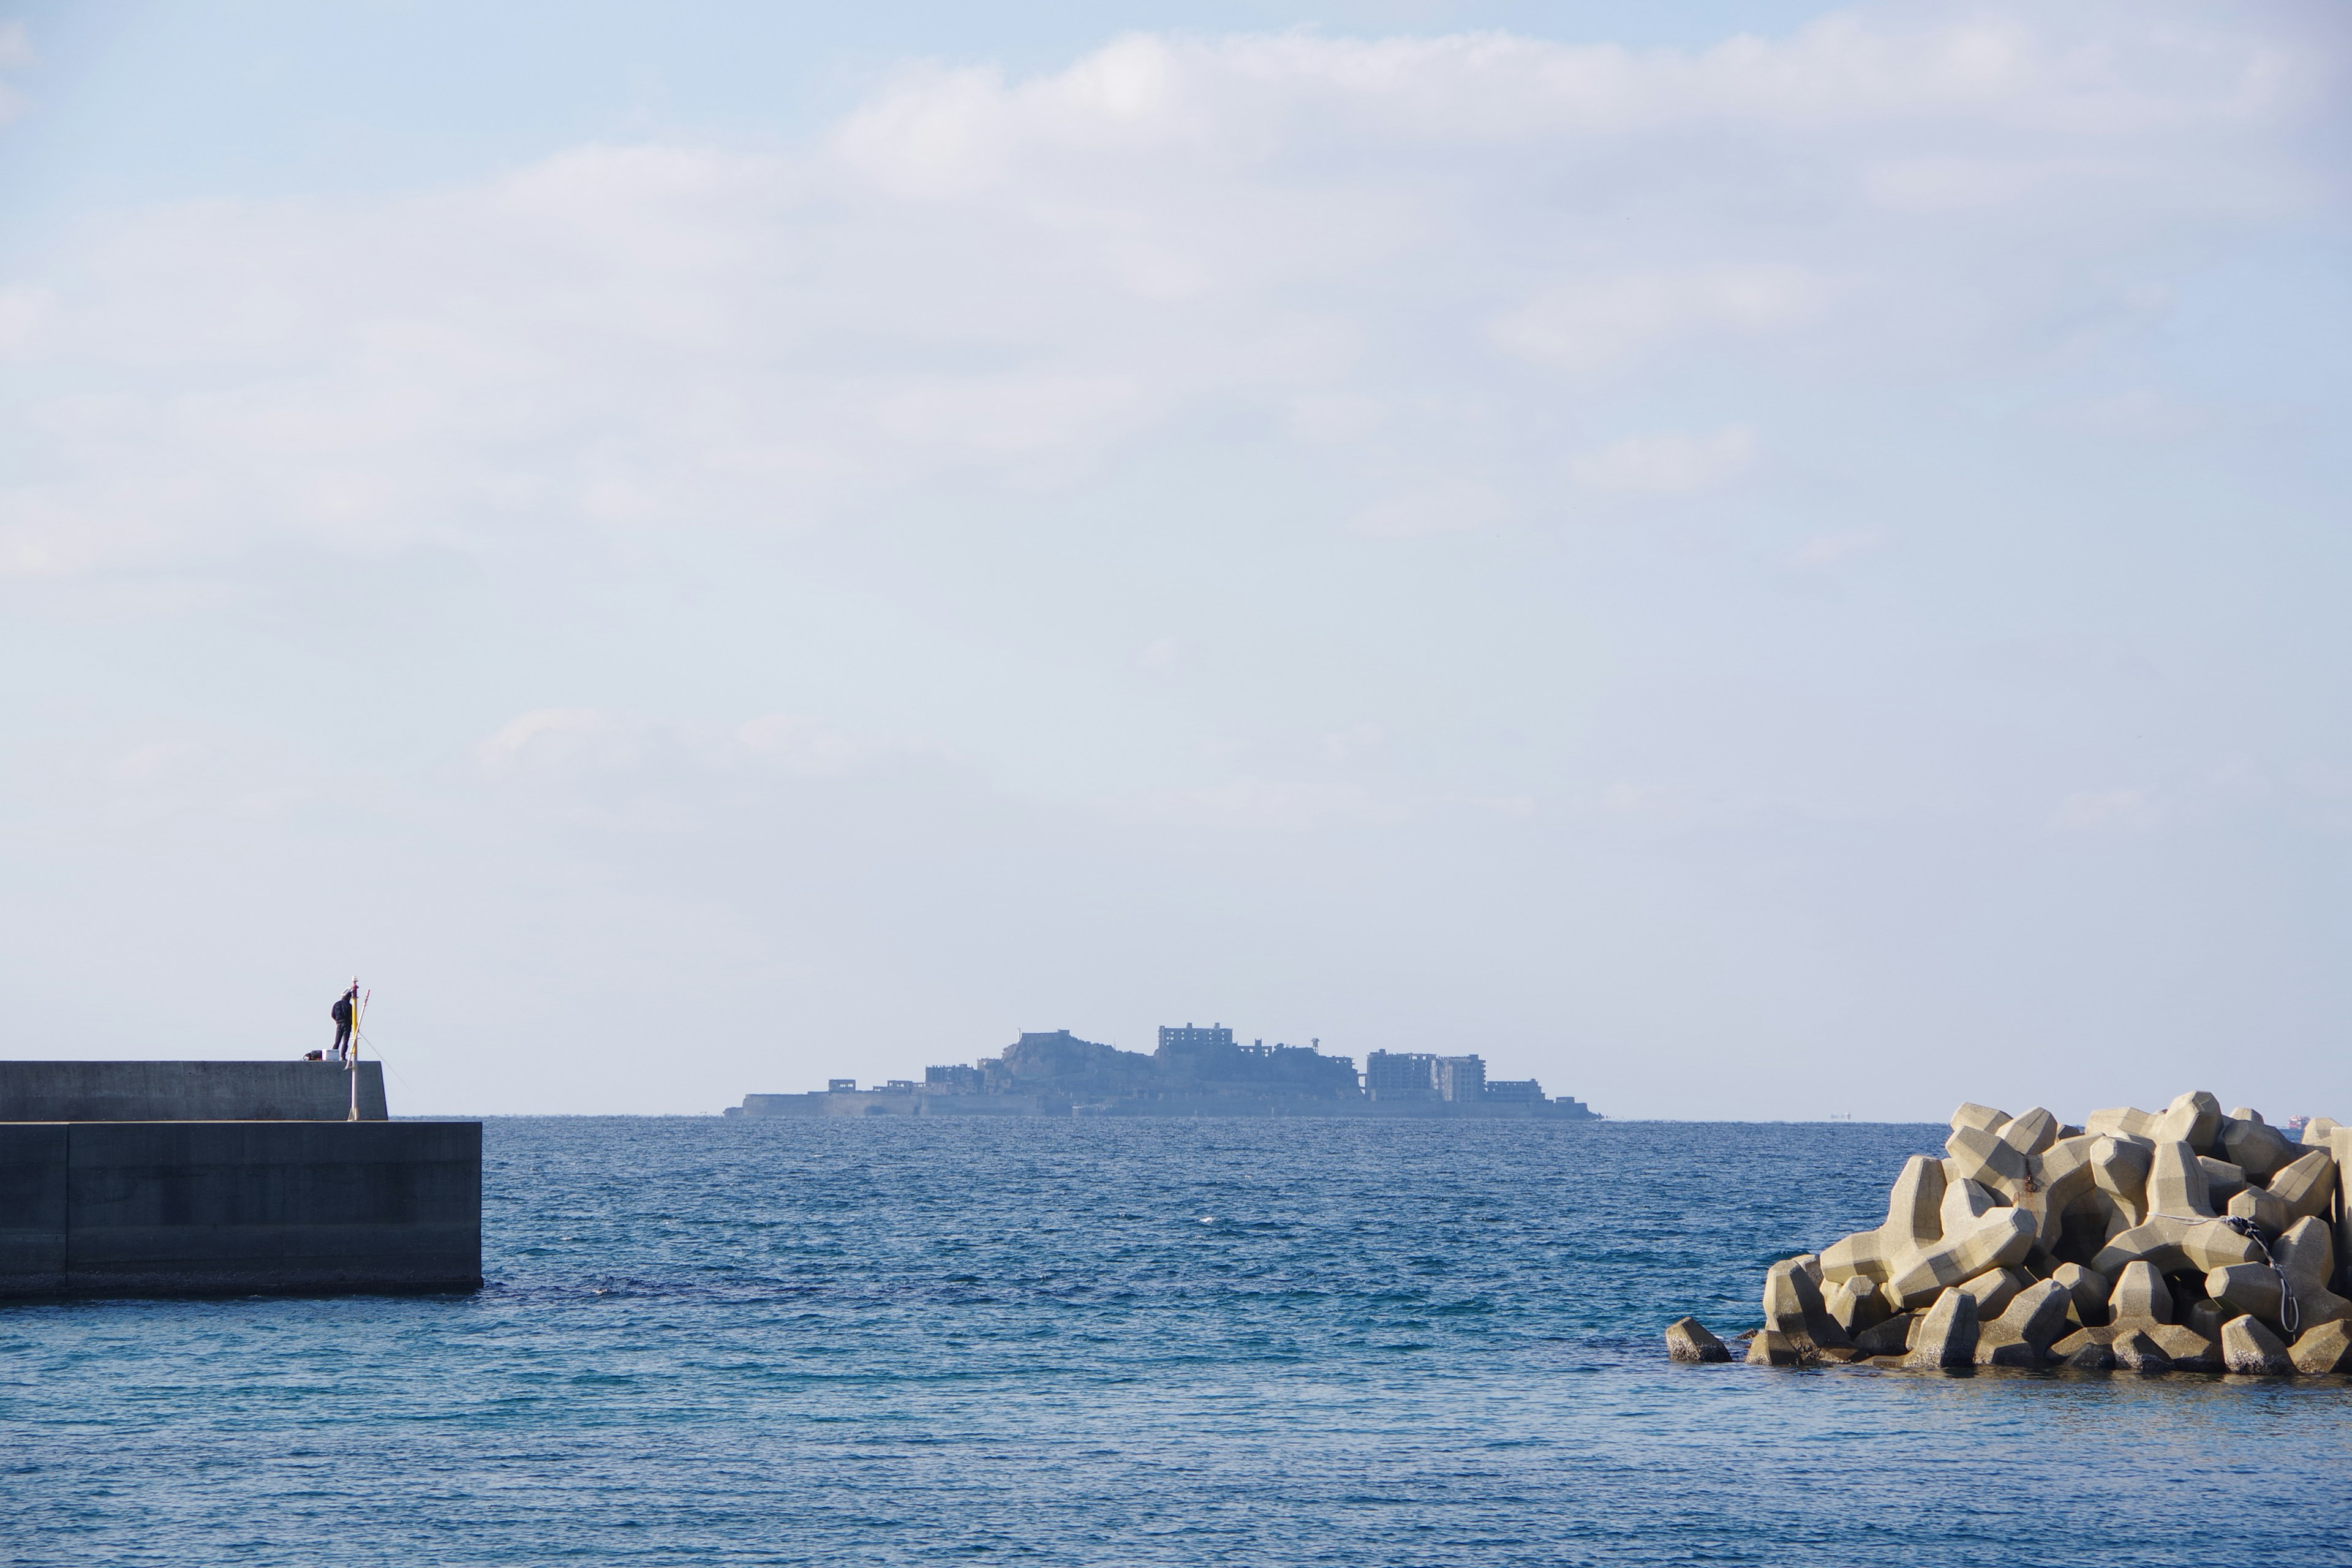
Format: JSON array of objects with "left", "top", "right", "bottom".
[
  {"left": 0, "top": 1060, "right": 388, "bottom": 1122},
  {"left": 0, "top": 1062, "right": 479, "bottom": 1300}
]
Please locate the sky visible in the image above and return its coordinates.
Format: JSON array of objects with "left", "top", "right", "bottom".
[{"left": 1, "top": 0, "right": 2347, "bottom": 1120}]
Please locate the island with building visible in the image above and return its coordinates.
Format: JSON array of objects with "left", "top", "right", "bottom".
[{"left": 724, "top": 1023, "right": 1599, "bottom": 1119}]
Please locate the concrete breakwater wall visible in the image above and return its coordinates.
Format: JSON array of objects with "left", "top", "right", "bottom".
[
  {"left": 0, "top": 1060, "right": 388, "bottom": 1121},
  {"left": 1667, "top": 1091, "right": 2352, "bottom": 1376},
  {"left": 0, "top": 1062, "right": 478, "bottom": 1300},
  {"left": 0, "top": 1120, "right": 481, "bottom": 1298}
]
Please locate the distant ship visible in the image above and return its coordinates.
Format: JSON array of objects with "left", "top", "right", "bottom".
[{"left": 725, "top": 1024, "right": 1599, "bottom": 1120}]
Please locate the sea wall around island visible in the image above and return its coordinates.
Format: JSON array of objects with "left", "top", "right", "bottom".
[{"left": 728, "top": 1088, "right": 1599, "bottom": 1119}]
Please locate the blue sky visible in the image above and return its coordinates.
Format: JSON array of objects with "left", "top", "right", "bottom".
[{"left": 1, "top": 1, "right": 2347, "bottom": 1118}]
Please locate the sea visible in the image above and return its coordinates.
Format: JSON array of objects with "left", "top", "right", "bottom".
[{"left": 7, "top": 1117, "right": 2351, "bottom": 1566}]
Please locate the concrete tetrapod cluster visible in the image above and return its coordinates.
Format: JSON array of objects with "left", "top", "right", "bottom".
[{"left": 1663, "top": 1093, "right": 2352, "bottom": 1376}]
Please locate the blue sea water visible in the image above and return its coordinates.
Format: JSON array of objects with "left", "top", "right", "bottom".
[{"left": 7, "top": 1117, "right": 2352, "bottom": 1566}]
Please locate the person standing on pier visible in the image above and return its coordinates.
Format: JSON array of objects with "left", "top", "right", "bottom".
[{"left": 331, "top": 981, "right": 360, "bottom": 1063}]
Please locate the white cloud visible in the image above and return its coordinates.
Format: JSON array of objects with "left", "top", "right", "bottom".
[
  {"left": 1567, "top": 425, "right": 1757, "bottom": 495},
  {"left": 0, "top": 9, "right": 2329, "bottom": 578}
]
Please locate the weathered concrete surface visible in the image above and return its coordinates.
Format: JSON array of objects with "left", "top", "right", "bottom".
[
  {"left": 1762, "top": 1254, "right": 1851, "bottom": 1347},
  {"left": 2086, "top": 1106, "right": 2157, "bottom": 1139},
  {"left": 0, "top": 1123, "right": 69, "bottom": 1284},
  {"left": 1905, "top": 1287, "right": 1979, "bottom": 1369},
  {"left": 1853, "top": 1314, "right": 1917, "bottom": 1356},
  {"left": 2269, "top": 1149, "right": 2337, "bottom": 1224},
  {"left": 1826, "top": 1276, "right": 1891, "bottom": 1336},
  {"left": 2205, "top": 1264, "right": 2283, "bottom": 1327},
  {"left": 2221, "top": 1316, "right": 2292, "bottom": 1375},
  {"left": 1950, "top": 1102, "right": 2010, "bottom": 1136},
  {"left": 2002, "top": 1279, "right": 2074, "bottom": 1348},
  {"left": 0, "top": 1121, "right": 479, "bottom": 1298},
  {"left": 2220, "top": 1115, "right": 2294, "bottom": 1181},
  {"left": 2226, "top": 1186, "right": 2291, "bottom": 1235},
  {"left": 1970, "top": 1325, "right": 2043, "bottom": 1368},
  {"left": 2065, "top": 1339, "right": 2117, "bottom": 1370},
  {"left": 2290, "top": 1320, "right": 2352, "bottom": 1376},
  {"left": 2148, "top": 1325, "right": 2223, "bottom": 1371},
  {"left": 2150, "top": 1091, "right": 2223, "bottom": 1151},
  {"left": 2274, "top": 1217, "right": 2352, "bottom": 1330},
  {"left": 2185, "top": 1298, "right": 2233, "bottom": 1341},
  {"left": 0, "top": 1061, "right": 386, "bottom": 1121},
  {"left": 1945, "top": 1125, "right": 2030, "bottom": 1202},
  {"left": 1665, "top": 1317, "right": 1730, "bottom": 1363},
  {"left": 2109, "top": 1328, "right": 2170, "bottom": 1372},
  {"left": 2111, "top": 1261, "right": 2173, "bottom": 1325},
  {"left": 1974, "top": 1279, "right": 2071, "bottom": 1366},
  {"left": 1745, "top": 1329, "right": 1814, "bottom": 1366},
  {"left": 2051, "top": 1262, "right": 2109, "bottom": 1327},
  {"left": 1953, "top": 1267, "right": 2027, "bottom": 1321},
  {"left": 1820, "top": 1155, "right": 1944, "bottom": 1286},
  {"left": 1939, "top": 1175, "right": 1996, "bottom": 1231},
  {"left": 2089, "top": 1135, "right": 2152, "bottom": 1221},
  {"left": 2197, "top": 1158, "right": 2248, "bottom": 1205},
  {"left": 2092, "top": 1215, "right": 2260, "bottom": 1278},
  {"left": 2015, "top": 1136, "right": 2100, "bottom": 1257},
  {"left": 2146, "top": 1140, "right": 2212, "bottom": 1219},
  {"left": 1887, "top": 1204, "right": 2035, "bottom": 1310},
  {"left": 2334, "top": 1127, "right": 2352, "bottom": 1299},
  {"left": 1998, "top": 1107, "right": 2061, "bottom": 1159}
]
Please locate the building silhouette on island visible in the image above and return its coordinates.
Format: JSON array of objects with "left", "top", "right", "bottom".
[{"left": 725, "top": 1023, "right": 1597, "bottom": 1119}]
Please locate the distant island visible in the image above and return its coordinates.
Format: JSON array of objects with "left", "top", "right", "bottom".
[{"left": 725, "top": 1023, "right": 1599, "bottom": 1119}]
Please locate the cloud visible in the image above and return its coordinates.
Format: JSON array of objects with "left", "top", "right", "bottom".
[
  {"left": 0, "top": 9, "right": 2332, "bottom": 579},
  {"left": 1568, "top": 425, "right": 1757, "bottom": 495}
]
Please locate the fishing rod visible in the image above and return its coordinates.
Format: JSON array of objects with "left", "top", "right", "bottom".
[{"left": 349, "top": 985, "right": 371, "bottom": 1121}]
